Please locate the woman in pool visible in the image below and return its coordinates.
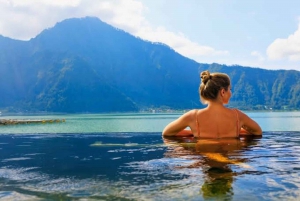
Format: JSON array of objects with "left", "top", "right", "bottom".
[{"left": 162, "top": 70, "right": 262, "bottom": 137}]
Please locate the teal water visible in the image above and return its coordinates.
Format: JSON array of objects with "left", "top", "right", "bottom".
[
  {"left": 0, "top": 112, "right": 300, "bottom": 200},
  {"left": 1, "top": 111, "right": 300, "bottom": 133}
]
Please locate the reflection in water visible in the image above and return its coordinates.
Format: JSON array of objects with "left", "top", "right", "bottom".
[
  {"left": 1, "top": 133, "right": 300, "bottom": 200},
  {"left": 163, "top": 136, "right": 261, "bottom": 200}
]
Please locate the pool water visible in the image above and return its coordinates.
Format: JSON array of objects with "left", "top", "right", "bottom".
[{"left": 0, "top": 132, "right": 299, "bottom": 200}]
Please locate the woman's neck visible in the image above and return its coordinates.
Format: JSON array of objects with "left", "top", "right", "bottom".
[{"left": 207, "top": 99, "right": 225, "bottom": 109}]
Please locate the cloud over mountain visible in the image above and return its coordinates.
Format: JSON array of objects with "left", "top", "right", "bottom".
[
  {"left": 267, "top": 22, "right": 300, "bottom": 61},
  {"left": 0, "top": 0, "right": 227, "bottom": 61},
  {"left": 0, "top": 17, "right": 300, "bottom": 112}
]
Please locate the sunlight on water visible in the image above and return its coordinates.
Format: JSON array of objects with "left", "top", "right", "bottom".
[
  {"left": 0, "top": 132, "right": 300, "bottom": 200},
  {"left": 0, "top": 111, "right": 300, "bottom": 133},
  {"left": 0, "top": 112, "right": 300, "bottom": 200}
]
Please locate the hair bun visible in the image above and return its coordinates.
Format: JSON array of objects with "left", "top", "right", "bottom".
[{"left": 200, "top": 70, "right": 211, "bottom": 84}]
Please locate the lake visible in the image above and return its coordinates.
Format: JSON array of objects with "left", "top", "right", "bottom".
[
  {"left": 0, "top": 111, "right": 300, "bottom": 200},
  {"left": 1, "top": 111, "right": 300, "bottom": 133}
]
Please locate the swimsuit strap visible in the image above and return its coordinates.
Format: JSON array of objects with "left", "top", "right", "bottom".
[
  {"left": 195, "top": 110, "right": 200, "bottom": 137},
  {"left": 234, "top": 109, "right": 240, "bottom": 137},
  {"left": 196, "top": 109, "right": 240, "bottom": 138}
]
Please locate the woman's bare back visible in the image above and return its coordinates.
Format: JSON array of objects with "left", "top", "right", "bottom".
[{"left": 190, "top": 107, "right": 239, "bottom": 138}]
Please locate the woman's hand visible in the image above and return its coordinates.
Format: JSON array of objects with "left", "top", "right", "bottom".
[
  {"left": 175, "top": 129, "right": 193, "bottom": 136},
  {"left": 240, "top": 127, "right": 251, "bottom": 135}
]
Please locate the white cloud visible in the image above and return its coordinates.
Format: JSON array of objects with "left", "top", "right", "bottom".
[
  {"left": 0, "top": 0, "right": 227, "bottom": 59},
  {"left": 251, "top": 51, "right": 265, "bottom": 61},
  {"left": 136, "top": 25, "right": 229, "bottom": 58},
  {"left": 6, "top": 0, "right": 81, "bottom": 7},
  {"left": 0, "top": 0, "right": 145, "bottom": 40},
  {"left": 267, "top": 22, "right": 300, "bottom": 61}
]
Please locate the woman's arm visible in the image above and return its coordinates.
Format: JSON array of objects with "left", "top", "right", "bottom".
[
  {"left": 176, "top": 129, "right": 193, "bottom": 136},
  {"left": 162, "top": 110, "right": 194, "bottom": 136},
  {"left": 238, "top": 110, "right": 262, "bottom": 135}
]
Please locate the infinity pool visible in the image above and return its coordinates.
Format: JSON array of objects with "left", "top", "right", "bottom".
[{"left": 0, "top": 132, "right": 299, "bottom": 200}]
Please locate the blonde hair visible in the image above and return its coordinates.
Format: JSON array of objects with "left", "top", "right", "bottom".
[{"left": 199, "top": 70, "right": 230, "bottom": 103}]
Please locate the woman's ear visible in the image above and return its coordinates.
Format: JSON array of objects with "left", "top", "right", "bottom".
[{"left": 220, "top": 88, "right": 225, "bottom": 97}]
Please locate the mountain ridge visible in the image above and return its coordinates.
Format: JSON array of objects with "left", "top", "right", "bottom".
[{"left": 0, "top": 16, "right": 299, "bottom": 112}]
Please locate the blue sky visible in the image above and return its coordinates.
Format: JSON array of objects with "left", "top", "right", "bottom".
[{"left": 0, "top": 0, "right": 299, "bottom": 70}]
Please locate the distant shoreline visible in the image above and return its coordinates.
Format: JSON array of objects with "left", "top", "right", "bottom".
[{"left": 0, "top": 109, "right": 299, "bottom": 117}]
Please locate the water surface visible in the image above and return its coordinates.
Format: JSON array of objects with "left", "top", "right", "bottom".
[
  {"left": 1, "top": 111, "right": 300, "bottom": 133},
  {"left": 0, "top": 132, "right": 299, "bottom": 200},
  {"left": 0, "top": 112, "right": 300, "bottom": 200}
]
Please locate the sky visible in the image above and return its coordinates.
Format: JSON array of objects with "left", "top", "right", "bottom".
[{"left": 0, "top": 0, "right": 300, "bottom": 71}]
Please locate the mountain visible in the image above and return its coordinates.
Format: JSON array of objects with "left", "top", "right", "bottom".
[
  {"left": 200, "top": 63, "right": 300, "bottom": 110},
  {"left": 0, "top": 17, "right": 299, "bottom": 112}
]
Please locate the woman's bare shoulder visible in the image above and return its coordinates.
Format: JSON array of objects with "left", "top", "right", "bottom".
[
  {"left": 233, "top": 109, "right": 262, "bottom": 135},
  {"left": 233, "top": 109, "right": 247, "bottom": 119},
  {"left": 182, "top": 109, "right": 198, "bottom": 119}
]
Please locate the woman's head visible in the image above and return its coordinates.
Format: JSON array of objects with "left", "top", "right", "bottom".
[{"left": 199, "top": 70, "right": 231, "bottom": 104}]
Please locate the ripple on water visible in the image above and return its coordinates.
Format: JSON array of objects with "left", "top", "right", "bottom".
[
  {"left": 0, "top": 191, "right": 39, "bottom": 201},
  {"left": 0, "top": 132, "right": 300, "bottom": 200},
  {"left": 2, "top": 157, "right": 32, "bottom": 162},
  {"left": 0, "top": 167, "right": 44, "bottom": 182}
]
